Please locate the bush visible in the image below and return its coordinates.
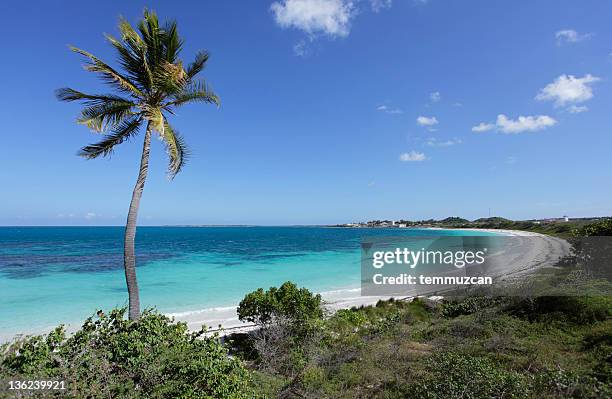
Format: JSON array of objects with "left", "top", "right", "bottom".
[
  {"left": 533, "top": 368, "right": 612, "bottom": 398},
  {"left": 575, "top": 219, "right": 612, "bottom": 237},
  {"left": 237, "top": 281, "right": 323, "bottom": 327},
  {"left": 403, "top": 352, "right": 529, "bottom": 398},
  {"left": 441, "top": 296, "right": 504, "bottom": 318},
  {"left": 507, "top": 296, "right": 612, "bottom": 324},
  {"left": 0, "top": 308, "right": 258, "bottom": 398}
]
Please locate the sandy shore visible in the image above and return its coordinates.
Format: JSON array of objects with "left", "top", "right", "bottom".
[
  {"left": 0, "top": 228, "right": 569, "bottom": 341},
  {"left": 174, "top": 228, "right": 571, "bottom": 336}
]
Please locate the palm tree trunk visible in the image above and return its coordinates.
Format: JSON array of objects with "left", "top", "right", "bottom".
[{"left": 124, "top": 123, "right": 152, "bottom": 321}]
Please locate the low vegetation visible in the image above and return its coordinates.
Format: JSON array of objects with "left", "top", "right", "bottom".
[
  {"left": 2, "top": 220, "right": 611, "bottom": 398},
  {"left": 0, "top": 310, "right": 259, "bottom": 398}
]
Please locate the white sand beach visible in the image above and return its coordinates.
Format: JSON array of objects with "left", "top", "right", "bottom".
[{"left": 175, "top": 229, "right": 571, "bottom": 336}]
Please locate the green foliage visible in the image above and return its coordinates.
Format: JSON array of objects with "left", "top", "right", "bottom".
[
  {"left": 403, "top": 352, "right": 529, "bottom": 398},
  {"left": 232, "top": 286, "right": 611, "bottom": 398},
  {"left": 441, "top": 296, "right": 504, "bottom": 318},
  {"left": 508, "top": 296, "right": 612, "bottom": 324},
  {"left": 57, "top": 10, "right": 219, "bottom": 178},
  {"left": 574, "top": 219, "right": 612, "bottom": 237},
  {"left": 237, "top": 281, "right": 323, "bottom": 327},
  {"left": 0, "top": 309, "right": 257, "bottom": 398}
]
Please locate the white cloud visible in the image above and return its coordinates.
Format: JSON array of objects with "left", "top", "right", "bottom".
[
  {"left": 293, "top": 40, "right": 309, "bottom": 56},
  {"left": 536, "top": 74, "right": 600, "bottom": 107},
  {"left": 416, "top": 115, "right": 438, "bottom": 126},
  {"left": 496, "top": 114, "right": 557, "bottom": 134},
  {"left": 472, "top": 122, "right": 495, "bottom": 133},
  {"left": 425, "top": 137, "right": 462, "bottom": 147},
  {"left": 376, "top": 105, "right": 403, "bottom": 114},
  {"left": 567, "top": 105, "right": 588, "bottom": 114},
  {"left": 429, "top": 91, "right": 441, "bottom": 102},
  {"left": 473, "top": 115, "right": 557, "bottom": 134},
  {"left": 271, "top": 0, "right": 355, "bottom": 38},
  {"left": 400, "top": 151, "right": 427, "bottom": 162},
  {"left": 370, "top": 0, "right": 391, "bottom": 12},
  {"left": 85, "top": 212, "right": 98, "bottom": 220},
  {"left": 555, "top": 29, "right": 592, "bottom": 45}
]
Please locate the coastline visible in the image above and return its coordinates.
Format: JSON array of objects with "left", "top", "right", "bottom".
[
  {"left": 172, "top": 228, "right": 570, "bottom": 336},
  {"left": 0, "top": 228, "right": 570, "bottom": 342}
]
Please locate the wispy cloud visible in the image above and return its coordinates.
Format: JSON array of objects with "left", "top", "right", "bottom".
[
  {"left": 472, "top": 122, "right": 495, "bottom": 133},
  {"left": 536, "top": 74, "right": 599, "bottom": 110},
  {"left": 370, "top": 0, "right": 392, "bottom": 12},
  {"left": 293, "top": 39, "right": 309, "bottom": 56},
  {"left": 271, "top": 0, "right": 355, "bottom": 38},
  {"left": 416, "top": 115, "right": 438, "bottom": 127},
  {"left": 85, "top": 212, "right": 99, "bottom": 220},
  {"left": 555, "top": 29, "right": 593, "bottom": 45},
  {"left": 376, "top": 105, "right": 403, "bottom": 114},
  {"left": 425, "top": 137, "right": 462, "bottom": 147},
  {"left": 567, "top": 105, "right": 588, "bottom": 114},
  {"left": 429, "top": 91, "right": 441, "bottom": 103},
  {"left": 400, "top": 151, "right": 427, "bottom": 162}
]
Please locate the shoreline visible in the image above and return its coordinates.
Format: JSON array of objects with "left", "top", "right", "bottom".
[
  {"left": 172, "top": 228, "right": 570, "bottom": 336},
  {"left": 0, "top": 228, "right": 570, "bottom": 342}
]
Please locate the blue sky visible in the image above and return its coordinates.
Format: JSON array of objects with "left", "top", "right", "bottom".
[{"left": 1, "top": 0, "right": 611, "bottom": 225}]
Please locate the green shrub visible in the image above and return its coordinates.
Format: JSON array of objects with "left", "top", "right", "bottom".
[
  {"left": 441, "top": 296, "right": 504, "bottom": 318},
  {"left": 507, "top": 296, "right": 611, "bottom": 324},
  {"left": 333, "top": 308, "right": 369, "bottom": 327},
  {"left": 574, "top": 219, "right": 612, "bottom": 237},
  {"left": 237, "top": 281, "right": 323, "bottom": 327},
  {"left": 0, "top": 308, "right": 258, "bottom": 398},
  {"left": 533, "top": 368, "right": 612, "bottom": 398},
  {"left": 403, "top": 352, "right": 529, "bottom": 398}
]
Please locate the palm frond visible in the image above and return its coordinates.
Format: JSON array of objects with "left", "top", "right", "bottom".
[
  {"left": 55, "top": 88, "right": 133, "bottom": 106},
  {"left": 71, "top": 46, "right": 144, "bottom": 97},
  {"left": 60, "top": 10, "right": 219, "bottom": 173},
  {"left": 77, "top": 101, "right": 135, "bottom": 132},
  {"left": 162, "top": 20, "right": 183, "bottom": 62},
  {"left": 138, "top": 10, "right": 163, "bottom": 70},
  {"left": 186, "top": 51, "right": 209, "bottom": 80},
  {"left": 104, "top": 33, "right": 150, "bottom": 93},
  {"left": 78, "top": 117, "right": 142, "bottom": 159},
  {"left": 116, "top": 17, "right": 155, "bottom": 92},
  {"left": 165, "top": 81, "right": 219, "bottom": 108},
  {"left": 161, "top": 121, "right": 189, "bottom": 178}
]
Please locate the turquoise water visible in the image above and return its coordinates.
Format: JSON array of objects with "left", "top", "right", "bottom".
[{"left": 0, "top": 226, "right": 493, "bottom": 338}]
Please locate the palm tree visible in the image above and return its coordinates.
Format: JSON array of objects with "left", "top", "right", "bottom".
[{"left": 57, "top": 10, "right": 219, "bottom": 321}]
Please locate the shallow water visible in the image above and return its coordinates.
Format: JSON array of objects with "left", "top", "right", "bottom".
[{"left": 0, "top": 226, "right": 493, "bottom": 339}]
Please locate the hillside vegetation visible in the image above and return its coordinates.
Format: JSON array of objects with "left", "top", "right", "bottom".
[{"left": 1, "top": 220, "right": 611, "bottom": 398}]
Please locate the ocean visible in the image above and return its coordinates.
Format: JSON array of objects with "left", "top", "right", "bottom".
[{"left": 0, "top": 226, "right": 493, "bottom": 340}]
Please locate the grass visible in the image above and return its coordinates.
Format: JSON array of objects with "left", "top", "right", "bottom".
[{"left": 236, "top": 293, "right": 611, "bottom": 398}]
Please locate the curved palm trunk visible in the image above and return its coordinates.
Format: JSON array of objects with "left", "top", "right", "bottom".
[{"left": 124, "top": 123, "right": 152, "bottom": 321}]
